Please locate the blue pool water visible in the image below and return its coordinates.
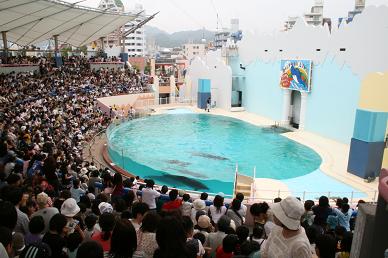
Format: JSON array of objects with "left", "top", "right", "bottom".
[{"left": 107, "top": 113, "right": 322, "bottom": 194}]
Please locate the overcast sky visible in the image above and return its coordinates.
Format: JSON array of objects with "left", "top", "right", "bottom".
[{"left": 66, "top": 0, "right": 388, "bottom": 33}]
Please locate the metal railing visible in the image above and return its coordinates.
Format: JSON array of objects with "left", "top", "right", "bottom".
[
  {"left": 231, "top": 163, "right": 378, "bottom": 206},
  {"left": 245, "top": 189, "right": 378, "bottom": 206},
  {"left": 85, "top": 127, "right": 109, "bottom": 170},
  {"left": 133, "top": 97, "right": 195, "bottom": 111}
]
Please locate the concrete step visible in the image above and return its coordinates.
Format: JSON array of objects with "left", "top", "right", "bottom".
[
  {"left": 236, "top": 186, "right": 251, "bottom": 194},
  {"left": 231, "top": 107, "right": 245, "bottom": 112},
  {"left": 236, "top": 185, "right": 251, "bottom": 191}
]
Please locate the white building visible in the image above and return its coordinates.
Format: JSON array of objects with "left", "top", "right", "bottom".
[
  {"left": 214, "top": 19, "right": 240, "bottom": 49},
  {"left": 355, "top": 0, "right": 366, "bottom": 12},
  {"left": 230, "top": 19, "right": 239, "bottom": 34},
  {"left": 124, "top": 4, "right": 146, "bottom": 57},
  {"left": 183, "top": 43, "right": 206, "bottom": 61},
  {"left": 97, "top": 1, "right": 146, "bottom": 57},
  {"left": 97, "top": 0, "right": 124, "bottom": 48},
  {"left": 214, "top": 30, "right": 230, "bottom": 49},
  {"left": 304, "top": 0, "right": 324, "bottom": 26},
  {"left": 98, "top": 0, "right": 123, "bottom": 12}
]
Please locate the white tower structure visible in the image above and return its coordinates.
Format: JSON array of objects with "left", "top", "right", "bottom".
[
  {"left": 124, "top": 4, "right": 146, "bottom": 57},
  {"left": 304, "top": 0, "right": 324, "bottom": 26}
]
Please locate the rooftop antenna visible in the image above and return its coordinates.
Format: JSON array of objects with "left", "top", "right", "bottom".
[
  {"left": 210, "top": 0, "right": 219, "bottom": 31},
  {"left": 217, "top": 13, "right": 219, "bottom": 31}
]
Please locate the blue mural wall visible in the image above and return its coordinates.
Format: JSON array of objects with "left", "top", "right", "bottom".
[
  {"left": 305, "top": 59, "right": 361, "bottom": 144},
  {"left": 243, "top": 60, "right": 283, "bottom": 121},
  {"left": 229, "top": 56, "right": 246, "bottom": 106},
  {"left": 229, "top": 56, "right": 245, "bottom": 77},
  {"left": 231, "top": 57, "right": 361, "bottom": 144}
]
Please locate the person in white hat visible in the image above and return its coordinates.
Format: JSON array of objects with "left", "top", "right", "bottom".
[
  {"left": 261, "top": 196, "right": 311, "bottom": 258},
  {"left": 60, "top": 198, "right": 80, "bottom": 234},
  {"left": 98, "top": 202, "right": 113, "bottom": 214},
  {"left": 191, "top": 199, "right": 206, "bottom": 224},
  {"left": 193, "top": 215, "right": 213, "bottom": 242},
  {"left": 31, "top": 192, "right": 59, "bottom": 234}
]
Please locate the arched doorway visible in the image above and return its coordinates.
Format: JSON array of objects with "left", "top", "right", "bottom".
[{"left": 290, "top": 90, "right": 301, "bottom": 129}]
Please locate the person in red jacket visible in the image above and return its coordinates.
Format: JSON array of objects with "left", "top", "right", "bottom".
[{"left": 162, "top": 189, "right": 182, "bottom": 212}]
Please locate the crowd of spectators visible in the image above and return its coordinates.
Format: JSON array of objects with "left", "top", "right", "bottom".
[
  {"left": 0, "top": 56, "right": 42, "bottom": 65},
  {"left": 0, "top": 56, "right": 364, "bottom": 258},
  {"left": 0, "top": 54, "right": 124, "bottom": 65}
]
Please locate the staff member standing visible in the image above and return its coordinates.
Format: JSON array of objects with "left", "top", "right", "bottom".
[{"left": 141, "top": 179, "right": 160, "bottom": 210}]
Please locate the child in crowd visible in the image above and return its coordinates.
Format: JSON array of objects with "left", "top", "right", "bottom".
[
  {"left": 335, "top": 232, "right": 353, "bottom": 258},
  {"left": 315, "top": 234, "right": 337, "bottom": 258},
  {"left": 25, "top": 216, "right": 45, "bottom": 245},
  {"left": 84, "top": 214, "right": 98, "bottom": 240},
  {"left": 67, "top": 232, "right": 83, "bottom": 258},
  {"left": 302, "top": 200, "right": 316, "bottom": 228},
  {"left": 180, "top": 193, "right": 192, "bottom": 217},
  {"left": 70, "top": 179, "right": 85, "bottom": 203},
  {"left": 235, "top": 226, "right": 250, "bottom": 255},
  {"left": 182, "top": 216, "right": 206, "bottom": 258},
  {"left": 216, "top": 234, "right": 238, "bottom": 258},
  {"left": 250, "top": 225, "right": 267, "bottom": 250}
]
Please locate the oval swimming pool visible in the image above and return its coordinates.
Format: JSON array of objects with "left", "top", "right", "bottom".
[{"left": 107, "top": 113, "right": 322, "bottom": 194}]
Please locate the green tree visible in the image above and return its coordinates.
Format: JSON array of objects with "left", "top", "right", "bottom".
[
  {"left": 144, "top": 63, "right": 151, "bottom": 74},
  {"left": 114, "top": 0, "right": 123, "bottom": 7},
  {"left": 79, "top": 45, "right": 88, "bottom": 55},
  {"left": 60, "top": 46, "right": 72, "bottom": 57}
]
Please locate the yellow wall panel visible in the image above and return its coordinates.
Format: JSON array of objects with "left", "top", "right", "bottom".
[
  {"left": 359, "top": 72, "right": 388, "bottom": 112},
  {"left": 383, "top": 150, "right": 388, "bottom": 169}
]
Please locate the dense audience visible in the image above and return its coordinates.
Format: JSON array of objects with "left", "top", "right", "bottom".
[
  {"left": 1, "top": 55, "right": 123, "bottom": 65},
  {"left": 0, "top": 56, "right": 364, "bottom": 258}
]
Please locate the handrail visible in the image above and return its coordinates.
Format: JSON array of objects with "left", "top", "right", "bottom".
[
  {"left": 84, "top": 127, "right": 109, "bottom": 170},
  {"left": 245, "top": 192, "right": 378, "bottom": 207},
  {"left": 85, "top": 108, "right": 153, "bottom": 169}
]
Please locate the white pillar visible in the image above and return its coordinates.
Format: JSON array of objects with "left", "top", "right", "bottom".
[
  {"left": 150, "top": 59, "right": 155, "bottom": 77},
  {"left": 170, "top": 75, "right": 176, "bottom": 103},
  {"left": 153, "top": 76, "right": 159, "bottom": 105},
  {"left": 299, "top": 92, "right": 308, "bottom": 130},
  {"left": 282, "top": 89, "right": 292, "bottom": 125},
  {"left": 184, "top": 75, "right": 192, "bottom": 103}
]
